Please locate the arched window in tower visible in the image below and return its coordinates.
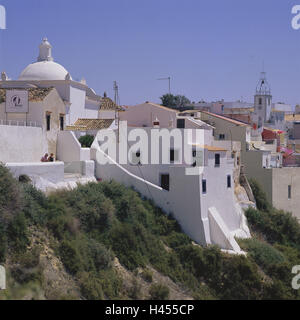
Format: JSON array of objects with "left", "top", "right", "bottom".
[{"left": 259, "top": 98, "right": 262, "bottom": 105}]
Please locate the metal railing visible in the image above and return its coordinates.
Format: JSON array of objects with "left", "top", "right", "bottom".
[{"left": 0, "top": 119, "right": 41, "bottom": 128}]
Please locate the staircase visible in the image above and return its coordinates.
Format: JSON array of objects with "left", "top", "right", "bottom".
[{"left": 64, "top": 173, "right": 83, "bottom": 182}]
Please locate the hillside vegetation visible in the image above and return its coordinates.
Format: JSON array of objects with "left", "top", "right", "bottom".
[{"left": 0, "top": 165, "right": 299, "bottom": 300}]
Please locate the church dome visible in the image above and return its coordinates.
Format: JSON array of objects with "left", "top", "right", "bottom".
[{"left": 18, "top": 38, "right": 72, "bottom": 81}]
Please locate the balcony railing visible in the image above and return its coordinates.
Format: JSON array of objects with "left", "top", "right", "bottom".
[{"left": 0, "top": 119, "right": 41, "bottom": 128}]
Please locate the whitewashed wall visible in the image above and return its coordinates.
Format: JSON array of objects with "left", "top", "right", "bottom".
[
  {"left": 0, "top": 125, "right": 46, "bottom": 163},
  {"left": 57, "top": 131, "right": 90, "bottom": 162}
]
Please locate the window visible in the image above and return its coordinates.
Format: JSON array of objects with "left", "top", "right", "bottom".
[
  {"left": 215, "top": 154, "right": 220, "bottom": 167},
  {"left": 259, "top": 98, "right": 262, "bottom": 105},
  {"left": 288, "top": 185, "right": 292, "bottom": 199},
  {"left": 161, "top": 174, "right": 170, "bottom": 191},
  {"left": 46, "top": 114, "right": 51, "bottom": 131},
  {"left": 60, "top": 116, "right": 64, "bottom": 131},
  {"left": 219, "top": 134, "right": 225, "bottom": 140},
  {"left": 202, "top": 179, "right": 207, "bottom": 194},
  {"left": 177, "top": 119, "right": 185, "bottom": 129},
  {"left": 170, "top": 149, "right": 175, "bottom": 163},
  {"left": 227, "top": 175, "right": 231, "bottom": 188}
]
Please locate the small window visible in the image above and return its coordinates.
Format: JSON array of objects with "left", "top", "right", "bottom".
[
  {"left": 170, "top": 149, "right": 175, "bottom": 163},
  {"left": 202, "top": 179, "right": 207, "bottom": 194},
  {"left": 227, "top": 175, "right": 231, "bottom": 188},
  {"left": 161, "top": 174, "right": 170, "bottom": 191},
  {"left": 259, "top": 98, "right": 262, "bottom": 105},
  {"left": 219, "top": 134, "right": 225, "bottom": 140},
  {"left": 60, "top": 116, "right": 64, "bottom": 131},
  {"left": 177, "top": 119, "right": 185, "bottom": 129},
  {"left": 237, "top": 156, "right": 240, "bottom": 166},
  {"left": 46, "top": 114, "right": 51, "bottom": 131},
  {"left": 215, "top": 154, "right": 220, "bottom": 167},
  {"left": 288, "top": 185, "right": 292, "bottom": 199}
]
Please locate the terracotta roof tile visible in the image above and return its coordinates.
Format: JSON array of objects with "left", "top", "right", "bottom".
[
  {"left": 0, "top": 88, "right": 53, "bottom": 103},
  {"left": 201, "top": 111, "right": 249, "bottom": 127},
  {"left": 100, "top": 97, "right": 121, "bottom": 111},
  {"left": 66, "top": 118, "right": 114, "bottom": 131}
]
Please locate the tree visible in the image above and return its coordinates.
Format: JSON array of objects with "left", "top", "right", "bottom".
[
  {"left": 160, "top": 94, "right": 176, "bottom": 109},
  {"left": 160, "top": 94, "right": 191, "bottom": 110},
  {"left": 79, "top": 135, "right": 95, "bottom": 148},
  {"left": 174, "top": 95, "right": 191, "bottom": 109}
]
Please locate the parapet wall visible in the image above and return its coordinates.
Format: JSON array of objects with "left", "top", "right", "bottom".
[{"left": 0, "top": 125, "right": 46, "bottom": 163}]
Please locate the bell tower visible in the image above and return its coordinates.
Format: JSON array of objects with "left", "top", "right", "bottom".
[{"left": 253, "top": 70, "right": 272, "bottom": 129}]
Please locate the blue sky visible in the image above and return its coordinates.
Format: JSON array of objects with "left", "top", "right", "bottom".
[{"left": 0, "top": 0, "right": 299, "bottom": 105}]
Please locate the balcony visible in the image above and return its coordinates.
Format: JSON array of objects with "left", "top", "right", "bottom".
[{"left": 0, "top": 119, "right": 41, "bottom": 128}]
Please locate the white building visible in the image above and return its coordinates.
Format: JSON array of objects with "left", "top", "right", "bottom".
[
  {"left": 92, "top": 102, "right": 252, "bottom": 253},
  {"left": 0, "top": 38, "right": 118, "bottom": 127}
]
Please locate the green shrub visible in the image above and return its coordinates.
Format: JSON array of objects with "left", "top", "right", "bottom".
[
  {"left": 0, "top": 224, "right": 7, "bottom": 263},
  {"left": 0, "top": 165, "right": 21, "bottom": 221},
  {"left": 78, "top": 272, "right": 104, "bottom": 300},
  {"left": 88, "top": 240, "right": 113, "bottom": 271},
  {"left": 249, "top": 179, "right": 272, "bottom": 212},
  {"left": 78, "top": 135, "right": 95, "bottom": 148},
  {"left": 22, "top": 184, "right": 48, "bottom": 226},
  {"left": 149, "top": 284, "right": 170, "bottom": 300},
  {"left": 59, "top": 240, "right": 83, "bottom": 275},
  {"left": 7, "top": 213, "right": 29, "bottom": 253},
  {"left": 239, "top": 238, "right": 285, "bottom": 270},
  {"left": 141, "top": 268, "right": 153, "bottom": 283},
  {"left": 18, "top": 175, "right": 31, "bottom": 184},
  {"left": 246, "top": 207, "right": 300, "bottom": 249},
  {"left": 11, "top": 246, "right": 43, "bottom": 284}
]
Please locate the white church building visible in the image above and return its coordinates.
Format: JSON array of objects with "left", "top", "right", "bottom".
[{"left": 0, "top": 37, "right": 118, "bottom": 127}]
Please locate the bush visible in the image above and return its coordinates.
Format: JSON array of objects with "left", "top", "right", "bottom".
[
  {"left": 78, "top": 272, "right": 104, "bottom": 300},
  {"left": 141, "top": 268, "right": 153, "bottom": 283},
  {"left": 78, "top": 135, "right": 95, "bottom": 148},
  {"left": 246, "top": 207, "right": 300, "bottom": 249},
  {"left": 7, "top": 213, "right": 29, "bottom": 253},
  {"left": 59, "top": 240, "right": 83, "bottom": 275},
  {"left": 18, "top": 175, "right": 31, "bottom": 184},
  {"left": 0, "top": 224, "right": 7, "bottom": 263},
  {"left": 149, "top": 284, "right": 170, "bottom": 300},
  {"left": 249, "top": 179, "right": 272, "bottom": 212},
  {"left": 11, "top": 246, "right": 43, "bottom": 284},
  {"left": 239, "top": 238, "right": 285, "bottom": 270}
]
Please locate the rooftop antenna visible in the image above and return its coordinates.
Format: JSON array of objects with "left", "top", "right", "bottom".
[
  {"left": 113, "top": 81, "right": 120, "bottom": 105},
  {"left": 113, "top": 81, "right": 120, "bottom": 142},
  {"left": 157, "top": 76, "right": 171, "bottom": 94}
]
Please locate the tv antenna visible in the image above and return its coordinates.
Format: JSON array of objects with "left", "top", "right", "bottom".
[
  {"left": 113, "top": 81, "right": 120, "bottom": 105},
  {"left": 157, "top": 76, "right": 171, "bottom": 94}
]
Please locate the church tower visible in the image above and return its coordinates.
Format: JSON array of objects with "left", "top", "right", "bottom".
[
  {"left": 37, "top": 37, "right": 54, "bottom": 62},
  {"left": 253, "top": 70, "right": 272, "bottom": 129}
]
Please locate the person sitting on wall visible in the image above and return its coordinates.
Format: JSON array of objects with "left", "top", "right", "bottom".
[
  {"left": 48, "top": 153, "right": 55, "bottom": 162},
  {"left": 41, "top": 153, "right": 48, "bottom": 162}
]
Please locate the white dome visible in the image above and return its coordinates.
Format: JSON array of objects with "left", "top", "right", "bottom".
[
  {"left": 18, "top": 61, "right": 71, "bottom": 81},
  {"left": 18, "top": 38, "right": 72, "bottom": 81}
]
